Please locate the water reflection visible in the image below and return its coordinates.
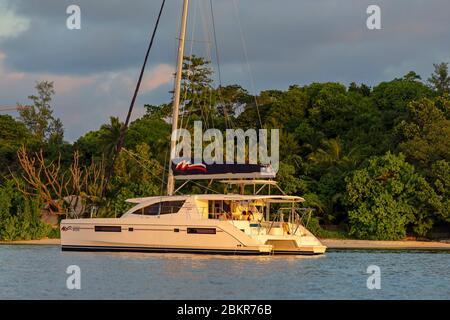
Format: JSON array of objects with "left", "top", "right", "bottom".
[{"left": 1, "top": 245, "right": 449, "bottom": 299}]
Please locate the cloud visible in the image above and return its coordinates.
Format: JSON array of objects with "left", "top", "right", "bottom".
[
  {"left": 141, "top": 64, "right": 174, "bottom": 92},
  {"left": 1, "top": 0, "right": 450, "bottom": 141},
  {"left": 0, "top": 4, "right": 30, "bottom": 40},
  {"left": 0, "top": 0, "right": 180, "bottom": 75},
  {"left": 0, "top": 49, "right": 172, "bottom": 140}
]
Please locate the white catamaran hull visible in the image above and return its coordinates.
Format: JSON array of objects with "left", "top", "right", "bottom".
[{"left": 61, "top": 217, "right": 326, "bottom": 255}]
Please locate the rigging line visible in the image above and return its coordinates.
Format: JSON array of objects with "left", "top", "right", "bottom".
[
  {"left": 180, "top": 0, "right": 198, "bottom": 131},
  {"left": 177, "top": 176, "right": 221, "bottom": 194},
  {"left": 199, "top": 3, "right": 215, "bottom": 130},
  {"left": 102, "top": 0, "right": 166, "bottom": 198},
  {"left": 160, "top": 147, "right": 169, "bottom": 196},
  {"left": 209, "top": 0, "right": 231, "bottom": 129},
  {"left": 125, "top": 147, "right": 219, "bottom": 195},
  {"left": 209, "top": 0, "right": 222, "bottom": 88},
  {"left": 121, "top": 149, "right": 165, "bottom": 185},
  {"left": 187, "top": 179, "right": 221, "bottom": 194},
  {"left": 232, "top": 0, "right": 263, "bottom": 128},
  {"left": 121, "top": 148, "right": 186, "bottom": 195}
]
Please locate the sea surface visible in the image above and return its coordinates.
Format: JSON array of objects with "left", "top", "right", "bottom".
[{"left": 0, "top": 245, "right": 449, "bottom": 299}]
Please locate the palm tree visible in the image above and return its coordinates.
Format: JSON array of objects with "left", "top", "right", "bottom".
[
  {"left": 308, "top": 137, "right": 359, "bottom": 174},
  {"left": 308, "top": 138, "right": 342, "bottom": 166},
  {"left": 100, "top": 117, "right": 124, "bottom": 158}
]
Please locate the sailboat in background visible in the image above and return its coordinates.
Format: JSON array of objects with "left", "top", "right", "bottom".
[{"left": 60, "top": 0, "right": 326, "bottom": 255}]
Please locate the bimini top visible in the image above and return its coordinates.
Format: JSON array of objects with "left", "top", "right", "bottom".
[
  {"left": 126, "top": 194, "right": 305, "bottom": 204},
  {"left": 172, "top": 162, "right": 276, "bottom": 180}
]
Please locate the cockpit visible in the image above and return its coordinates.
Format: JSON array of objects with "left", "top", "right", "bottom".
[{"left": 207, "top": 200, "right": 265, "bottom": 222}]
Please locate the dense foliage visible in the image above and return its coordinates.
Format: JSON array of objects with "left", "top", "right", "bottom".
[
  {"left": 0, "top": 181, "right": 56, "bottom": 240},
  {"left": 0, "top": 57, "right": 449, "bottom": 240}
]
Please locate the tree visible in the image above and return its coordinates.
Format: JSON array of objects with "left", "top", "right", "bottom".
[
  {"left": 19, "top": 81, "right": 64, "bottom": 142},
  {"left": 345, "top": 152, "right": 441, "bottom": 239},
  {"left": 265, "top": 85, "right": 307, "bottom": 132},
  {"left": 14, "top": 146, "right": 106, "bottom": 216},
  {"left": 73, "top": 130, "right": 106, "bottom": 162},
  {"left": 403, "top": 71, "right": 422, "bottom": 82},
  {"left": 0, "top": 180, "right": 54, "bottom": 241},
  {"left": 396, "top": 98, "right": 450, "bottom": 168},
  {"left": 215, "top": 85, "right": 250, "bottom": 128},
  {"left": 125, "top": 116, "right": 171, "bottom": 164},
  {"left": 308, "top": 138, "right": 359, "bottom": 223},
  {"left": 144, "top": 103, "right": 171, "bottom": 119},
  {"left": 308, "top": 138, "right": 344, "bottom": 168},
  {"left": 0, "top": 115, "right": 35, "bottom": 176},
  {"left": 102, "top": 143, "right": 164, "bottom": 217},
  {"left": 179, "top": 55, "right": 216, "bottom": 127},
  {"left": 371, "top": 78, "right": 432, "bottom": 112},
  {"left": 429, "top": 160, "right": 450, "bottom": 221},
  {"left": 276, "top": 162, "right": 307, "bottom": 195},
  {"left": 348, "top": 82, "right": 371, "bottom": 96},
  {"left": 428, "top": 62, "right": 450, "bottom": 95},
  {"left": 99, "top": 116, "right": 124, "bottom": 158}
]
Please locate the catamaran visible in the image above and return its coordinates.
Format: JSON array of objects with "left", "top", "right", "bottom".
[{"left": 60, "top": 0, "right": 326, "bottom": 255}]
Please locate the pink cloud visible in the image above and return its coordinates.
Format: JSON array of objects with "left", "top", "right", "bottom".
[
  {"left": 38, "top": 74, "right": 98, "bottom": 94},
  {"left": 1, "top": 51, "right": 173, "bottom": 98},
  {"left": 141, "top": 64, "right": 174, "bottom": 93}
]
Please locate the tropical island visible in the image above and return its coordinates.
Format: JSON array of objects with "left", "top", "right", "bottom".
[{"left": 1, "top": 56, "right": 449, "bottom": 243}]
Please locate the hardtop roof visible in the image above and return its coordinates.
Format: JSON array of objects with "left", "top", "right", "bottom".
[{"left": 126, "top": 194, "right": 304, "bottom": 204}]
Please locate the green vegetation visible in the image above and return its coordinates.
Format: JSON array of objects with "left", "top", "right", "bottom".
[
  {"left": 1, "top": 57, "right": 449, "bottom": 240},
  {"left": 0, "top": 181, "right": 57, "bottom": 240}
]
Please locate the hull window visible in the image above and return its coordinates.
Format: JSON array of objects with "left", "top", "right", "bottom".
[
  {"left": 187, "top": 228, "right": 216, "bottom": 234},
  {"left": 95, "top": 226, "right": 122, "bottom": 232}
]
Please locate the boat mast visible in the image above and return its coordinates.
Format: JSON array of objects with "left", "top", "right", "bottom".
[{"left": 167, "top": 0, "right": 189, "bottom": 196}]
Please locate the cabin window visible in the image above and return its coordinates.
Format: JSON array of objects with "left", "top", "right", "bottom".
[
  {"left": 208, "top": 200, "right": 231, "bottom": 218},
  {"left": 133, "top": 200, "right": 185, "bottom": 215},
  {"left": 187, "top": 227, "right": 216, "bottom": 234},
  {"left": 95, "top": 226, "right": 121, "bottom": 232}
]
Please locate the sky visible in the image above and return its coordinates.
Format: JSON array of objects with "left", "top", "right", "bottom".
[{"left": 0, "top": 0, "right": 449, "bottom": 142}]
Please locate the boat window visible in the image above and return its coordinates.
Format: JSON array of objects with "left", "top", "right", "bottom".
[
  {"left": 134, "top": 200, "right": 185, "bottom": 215},
  {"left": 208, "top": 200, "right": 231, "bottom": 219},
  {"left": 95, "top": 226, "right": 121, "bottom": 232},
  {"left": 187, "top": 227, "right": 216, "bottom": 234}
]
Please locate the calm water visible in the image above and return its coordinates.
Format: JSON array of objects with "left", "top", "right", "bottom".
[{"left": 0, "top": 245, "right": 449, "bottom": 300}]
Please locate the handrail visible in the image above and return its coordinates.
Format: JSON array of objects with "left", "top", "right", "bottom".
[
  {"left": 267, "top": 211, "right": 283, "bottom": 234},
  {"left": 273, "top": 207, "right": 313, "bottom": 236}
]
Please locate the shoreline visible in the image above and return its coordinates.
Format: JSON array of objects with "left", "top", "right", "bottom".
[
  {"left": 0, "top": 238, "right": 60, "bottom": 245},
  {"left": 320, "top": 239, "right": 450, "bottom": 250},
  {"left": 1, "top": 238, "right": 450, "bottom": 250}
]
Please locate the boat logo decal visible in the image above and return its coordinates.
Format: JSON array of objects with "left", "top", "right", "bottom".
[{"left": 61, "top": 226, "right": 73, "bottom": 231}]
